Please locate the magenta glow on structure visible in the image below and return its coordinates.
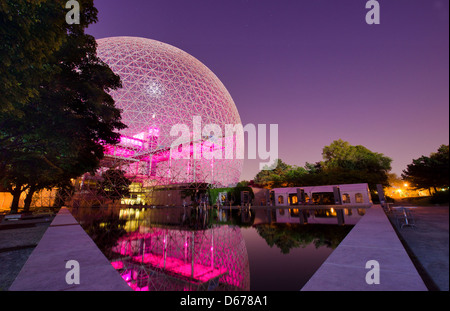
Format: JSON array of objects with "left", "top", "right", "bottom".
[
  {"left": 96, "top": 37, "right": 243, "bottom": 187},
  {"left": 111, "top": 226, "right": 250, "bottom": 291}
]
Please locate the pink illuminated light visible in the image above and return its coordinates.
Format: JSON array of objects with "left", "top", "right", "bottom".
[
  {"left": 96, "top": 37, "right": 243, "bottom": 186},
  {"left": 148, "top": 127, "right": 160, "bottom": 137},
  {"left": 120, "top": 135, "right": 144, "bottom": 149},
  {"left": 111, "top": 227, "right": 249, "bottom": 291},
  {"left": 111, "top": 261, "right": 124, "bottom": 270}
]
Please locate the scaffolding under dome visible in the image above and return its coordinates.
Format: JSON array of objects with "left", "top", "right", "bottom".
[{"left": 95, "top": 37, "right": 243, "bottom": 189}]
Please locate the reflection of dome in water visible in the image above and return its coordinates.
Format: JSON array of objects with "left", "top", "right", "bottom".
[
  {"left": 96, "top": 37, "right": 243, "bottom": 187},
  {"left": 112, "top": 225, "right": 250, "bottom": 291}
]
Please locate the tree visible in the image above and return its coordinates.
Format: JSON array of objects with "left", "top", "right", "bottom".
[
  {"left": 3, "top": 152, "right": 63, "bottom": 213},
  {"left": 252, "top": 140, "right": 392, "bottom": 192},
  {"left": 429, "top": 145, "right": 449, "bottom": 189},
  {"left": 322, "top": 139, "right": 392, "bottom": 173},
  {"left": 284, "top": 166, "right": 308, "bottom": 187},
  {"left": 0, "top": 0, "right": 67, "bottom": 114},
  {"left": 320, "top": 139, "right": 392, "bottom": 189},
  {"left": 0, "top": 0, "right": 126, "bottom": 213},
  {"left": 0, "top": 0, "right": 70, "bottom": 211},
  {"left": 322, "top": 139, "right": 353, "bottom": 164},
  {"left": 253, "top": 159, "right": 292, "bottom": 188},
  {"left": 402, "top": 145, "right": 449, "bottom": 193}
]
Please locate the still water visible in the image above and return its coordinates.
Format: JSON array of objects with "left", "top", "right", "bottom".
[{"left": 71, "top": 206, "right": 366, "bottom": 291}]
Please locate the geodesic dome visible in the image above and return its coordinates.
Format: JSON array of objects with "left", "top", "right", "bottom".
[{"left": 96, "top": 37, "right": 243, "bottom": 187}]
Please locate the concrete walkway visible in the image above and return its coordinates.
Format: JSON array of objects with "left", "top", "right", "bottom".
[
  {"left": 387, "top": 205, "right": 449, "bottom": 291},
  {"left": 9, "top": 207, "right": 131, "bottom": 291},
  {"left": 301, "top": 205, "right": 428, "bottom": 291},
  {"left": 7, "top": 205, "right": 443, "bottom": 291},
  {"left": 0, "top": 216, "right": 53, "bottom": 291}
]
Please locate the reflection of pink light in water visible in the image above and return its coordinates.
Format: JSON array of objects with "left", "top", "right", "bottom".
[
  {"left": 121, "top": 271, "right": 132, "bottom": 282},
  {"left": 112, "top": 227, "right": 249, "bottom": 290},
  {"left": 132, "top": 253, "right": 227, "bottom": 283},
  {"left": 111, "top": 261, "right": 124, "bottom": 269},
  {"left": 129, "top": 283, "right": 149, "bottom": 291}
]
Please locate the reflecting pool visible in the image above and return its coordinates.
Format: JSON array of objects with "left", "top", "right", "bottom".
[{"left": 71, "top": 206, "right": 366, "bottom": 291}]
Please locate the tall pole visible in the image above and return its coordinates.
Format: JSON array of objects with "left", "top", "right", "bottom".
[
  {"left": 193, "top": 154, "right": 196, "bottom": 183},
  {"left": 163, "top": 230, "right": 167, "bottom": 269},
  {"left": 191, "top": 231, "right": 195, "bottom": 279},
  {"left": 211, "top": 231, "right": 214, "bottom": 269}
]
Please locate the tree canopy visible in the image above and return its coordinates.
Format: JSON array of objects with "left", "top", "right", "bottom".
[
  {"left": 253, "top": 140, "right": 392, "bottom": 191},
  {"left": 321, "top": 139, "right": 392, "bottom": 175},
  {"left": 1, "top": 0, "right": 66, "bottom": 114},
  {"left": 402, "top": 145, "right": 449, "bottom": 193},
  {"left": 253, "top": 159, "right": 293, "bottom": 188},
  {"left": 0, "top": 1, "right": 125, "bottom": 213}
]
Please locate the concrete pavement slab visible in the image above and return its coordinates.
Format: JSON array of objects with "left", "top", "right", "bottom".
[{"left": 9, "top": 207, "right": 131, "bottom": 291}]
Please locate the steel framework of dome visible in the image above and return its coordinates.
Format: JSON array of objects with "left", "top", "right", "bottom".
[{"left": 95, "top": 37, "right": 243, "bottom": 192}]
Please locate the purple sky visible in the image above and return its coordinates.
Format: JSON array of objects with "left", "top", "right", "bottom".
[{"left": 87, "top": 0, "right": 449, "bottom": 181}]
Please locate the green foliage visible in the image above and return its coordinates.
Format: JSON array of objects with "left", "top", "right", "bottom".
[
  {"left": 0, "top": 1, "right": 125, "bottom": 212},
  {"left": 253, "top": 159, "right": 293, "bottom": 188},
  {"left": 208, "top": 186, "right": 255, "bottom": 206},
  {"left": 252, "top": 140, "right": 392, "bottom": 191},
  {"left": 321, "top": 139, "right": 392, "bottom": 188},
  {"left": 0, "top": 0, "right": 66, "bottom": 114},
  {"left": 230, "top": 186, "right": 255, "bottom": 205},
  {"left": 255, "top": 223, "right": 354, "bottom": 254},
  {"left": 402, "top": 145, "right": 449, "bottom": 191},
  {"left": 284, "top": 166, "right": 308, "bottom": 186},
  {"left": 208, "top": 187, "right": 229, "bottom": 205}
]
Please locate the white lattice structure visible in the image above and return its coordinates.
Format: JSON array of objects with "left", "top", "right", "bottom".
[{"left": 96, "top": 37, "right": 243, "bottom": 188}]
